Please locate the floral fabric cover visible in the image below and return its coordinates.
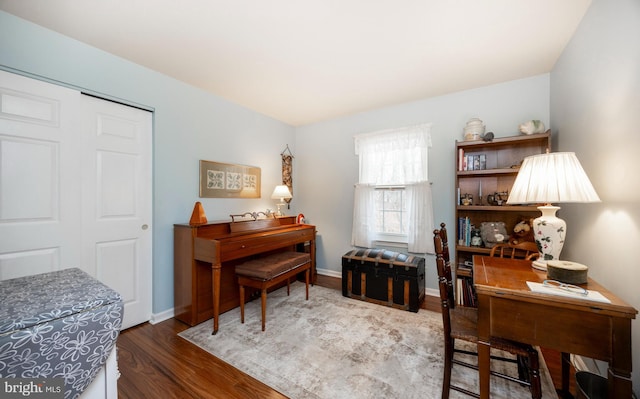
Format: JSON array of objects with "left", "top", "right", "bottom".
[{"left": 0, "top": 268, "right": 123, "bottom": 399}]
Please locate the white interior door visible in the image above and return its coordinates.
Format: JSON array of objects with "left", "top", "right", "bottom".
[
  {"left": 0, "top": 71, "right": 81, "bottom": 279},
  {"left": 80, "top": 95, "right": 152, "bottom": 329},
  {"left": 0, "top": 70, "right": 152, "bottom": 329}
]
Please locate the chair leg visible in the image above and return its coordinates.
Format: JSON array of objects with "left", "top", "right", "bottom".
[
  {"left": 442, "top": 337, "right": 453, "bottom": 399},
  {"left": 260, "top": 288, "right": 267, "bottom": 331},
  {"left": 305, "top": 268, "right": 310, "bottom": 300},
  {"left": 561, "top": 352, "right": 570, "bottom": 394},
  {"left": 287, "top": 278, "right": 290, "bottom": 295},
  {"left": 517, "top": 355, "right": 530, "bottom": 383},
  {"left": 239, "top": 284, "right": 245, "bottom": 324},
  {"left": 528, "top": 348, "right": 542, "bottom": 399}
]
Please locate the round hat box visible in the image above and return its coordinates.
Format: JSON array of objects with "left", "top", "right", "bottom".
[{"left": 546, "top": 261, "right": 588, "bottom": 285}]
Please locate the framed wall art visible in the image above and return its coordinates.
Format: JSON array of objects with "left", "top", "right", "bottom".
[{"left": 199, "top": 160, "right": 261, "bottom": 198}]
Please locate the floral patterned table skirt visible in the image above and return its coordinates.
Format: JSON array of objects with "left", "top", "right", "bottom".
[{"left": 0, "top": 268, "right": 123, "bottom": 399}]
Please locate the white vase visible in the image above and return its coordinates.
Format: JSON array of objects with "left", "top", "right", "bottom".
[{"left": 531, "top": 205, "right": 566, "bottom": 270}]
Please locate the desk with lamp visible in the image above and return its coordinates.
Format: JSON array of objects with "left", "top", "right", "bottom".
[{"left": 474, "top": 152, "right": 637, "bottom": 398}]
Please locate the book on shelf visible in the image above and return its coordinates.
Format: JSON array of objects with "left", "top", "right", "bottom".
[
  {"left": 457, "top": 260, "right": 473, "bottom": 271},
  {"left": 460, "top": 153, "right": 487, "bottom": 171},
  {"left": 455, "top": 277, "right": 477, "bottom": 307},
  {"left": 457, "top": 217, "right": 473, "bottom": 246}
]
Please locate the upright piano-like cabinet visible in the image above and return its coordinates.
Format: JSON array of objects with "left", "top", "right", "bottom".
[{"left": 174, "top": 216, "right": 316, "bottom": 327}]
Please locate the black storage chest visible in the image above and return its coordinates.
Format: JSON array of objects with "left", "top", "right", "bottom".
[{"left": 342, "top": 248, "right": 425, "bottom": 312}]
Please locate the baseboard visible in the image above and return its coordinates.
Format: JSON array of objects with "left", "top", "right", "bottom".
[
  {"left": 425, "top": 287, "right": 438, "bottom": 298},
  {"left": 317, "top": 267, "right": 341, "bottom": 278},
  {"left": 150, "top": 308, "right": 174, "bottom": 325}
]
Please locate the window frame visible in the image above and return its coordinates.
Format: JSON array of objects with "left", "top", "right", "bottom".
[{"left": 372, "top": 185, "right": 408, "bottom": 244}]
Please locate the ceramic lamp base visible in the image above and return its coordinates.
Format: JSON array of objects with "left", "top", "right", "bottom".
[{"left": 532, "top": 205, "right": 566, "bottom": 269}]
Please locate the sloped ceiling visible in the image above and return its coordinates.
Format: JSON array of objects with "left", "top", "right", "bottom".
[{"left": 0, "top": 0, "right": 591, "bottom": 126}]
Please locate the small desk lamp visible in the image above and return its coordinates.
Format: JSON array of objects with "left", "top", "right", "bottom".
[
  {"left": 507, "top": 152, "right": 600, "bottom": 270},
  {"left": 271, "top": 185, "right": 292, "bottom": 216}
]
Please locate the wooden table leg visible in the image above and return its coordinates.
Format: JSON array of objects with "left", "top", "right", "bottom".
[
  {"left": 477, "top": 295, "right": 491, "bottom": 399},
  {"left": 478, "top": 339, "right": 491, "bottom": 399},
  {"left": 211, "top": 263, "right": 221, "bottom": 335},
  {"left": 608, "top": 317, "right": 633, "bottom": 398}
]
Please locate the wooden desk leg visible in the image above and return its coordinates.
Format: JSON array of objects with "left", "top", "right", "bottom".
[
  {"left": 478, "top": 340, "right": 491, "bottom": 398},
  {"left": 609, "top": 317, "right": 633, "bottom": 398},
  {"left": 477, "top": 296, "right": 491, "bottom": 399},
  {"left": 211, "top": 263, "right": 221, "bottom": 335}
]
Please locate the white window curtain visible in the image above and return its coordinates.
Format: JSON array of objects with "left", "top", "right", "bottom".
[
  {"left": 406, "top": 181, "right": 435, "bottom": 253},
  {"left": 351, "top": 124, "right": 435, "bottom": 254},
  {"left": 352, "top": 183, "right": 375, "bottom": 248}
]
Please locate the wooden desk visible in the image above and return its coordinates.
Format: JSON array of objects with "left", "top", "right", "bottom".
[{"left": 473, "top": 255, "right": 637, "bottom": 398}]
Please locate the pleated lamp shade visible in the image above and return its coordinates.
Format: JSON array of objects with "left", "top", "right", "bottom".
[
  {"left": 507, "top": 152, "right": 600, "bottom": 204},
  {"left": 507, "top": 152, "right": 600, "bottom": 270}
]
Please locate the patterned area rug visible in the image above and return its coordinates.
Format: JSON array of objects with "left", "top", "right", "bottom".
[{"left": 179, "top": 283, "right": 557, "bottom": 399}]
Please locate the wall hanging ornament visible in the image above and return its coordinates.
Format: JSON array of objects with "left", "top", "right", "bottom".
[{"left": 281, "top": 145, "right": 294, "bottom": 209}]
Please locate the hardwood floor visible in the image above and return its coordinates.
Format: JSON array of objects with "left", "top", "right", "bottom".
[{"left": 117, "top": 275, "right": 574, "bottom": 398}]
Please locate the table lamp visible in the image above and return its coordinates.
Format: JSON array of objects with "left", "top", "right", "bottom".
[
  {"left": 507, "top": 152, "right": 600, "bottom": 270},
  {"left": 271, "top": 185, "right": 292, "bottom": 216}
]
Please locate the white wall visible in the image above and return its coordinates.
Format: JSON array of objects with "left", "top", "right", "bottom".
[
  {"left": 0, "top": 11, "right": 296, "bottom": 316},
  {"left": 550, "top": 0, "right": 640, "bottom": 393},
  {"left": 295, "top": 75, "right": 550, "bottom": 287}
]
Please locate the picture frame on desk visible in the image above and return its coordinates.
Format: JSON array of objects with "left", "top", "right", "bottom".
[{"left": 199, "top": 160, "right": 261, "bottom": 198}]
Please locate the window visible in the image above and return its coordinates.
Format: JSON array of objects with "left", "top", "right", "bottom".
[
  {"left": 351, "top": 124, "right": 435, "bottom": 254},
  {"left": 374, "top": 187, "right": 408, "bottom": 240}
]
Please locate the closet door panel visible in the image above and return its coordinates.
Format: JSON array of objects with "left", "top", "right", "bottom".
[
  {"left": 0, "top": 70, "right": 152, "bottom": 329},
  {"left": 0, "top": 70, "right": 81, "bottom": 279}
]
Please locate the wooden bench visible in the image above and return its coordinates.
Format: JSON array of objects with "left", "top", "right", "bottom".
[{"left": 235, "top": 251, "right": 311, "bottom": 331}]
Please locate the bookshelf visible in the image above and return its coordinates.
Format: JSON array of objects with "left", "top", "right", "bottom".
[{"left": 454, "top": 131, "right": 551, "bottom": 306}]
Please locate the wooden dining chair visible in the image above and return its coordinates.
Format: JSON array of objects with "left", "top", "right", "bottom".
[
  {"left": 433, "top": 224, "right": 541, "bottom": 399},
  {"left": 489, "top": 241, "right": 540, "bottom": 261}
]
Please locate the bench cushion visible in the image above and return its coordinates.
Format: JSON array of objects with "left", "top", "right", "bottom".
[{"left": 235, "top": 251, "right": 310, "bottom": 281}]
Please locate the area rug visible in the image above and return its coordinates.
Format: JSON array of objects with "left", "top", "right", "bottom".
[{"left": 179, "top": 283, "right": 558, "bottom": 399}]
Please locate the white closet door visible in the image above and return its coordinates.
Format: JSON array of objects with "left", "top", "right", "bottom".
[
  {"left": 80, "top": 95, "right": 152, "bottom": 329},
  {"left": 0, "top": 71, "right": 82, "bottom": 279},
  {"left": 0, "top": 70, "right": 152, "bottom": 329}
]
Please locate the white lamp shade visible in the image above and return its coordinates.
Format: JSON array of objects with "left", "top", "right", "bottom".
[
  {"left": 507, "top": 152, "right": 600, "bottom": 204},
  {"left": 271, "top": 185, "right": 292, "bottom": 200}
]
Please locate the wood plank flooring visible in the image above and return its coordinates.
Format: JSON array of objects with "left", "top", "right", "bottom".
[{"left": 117, "top": 275, "right": 575, "bottom": 398}]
